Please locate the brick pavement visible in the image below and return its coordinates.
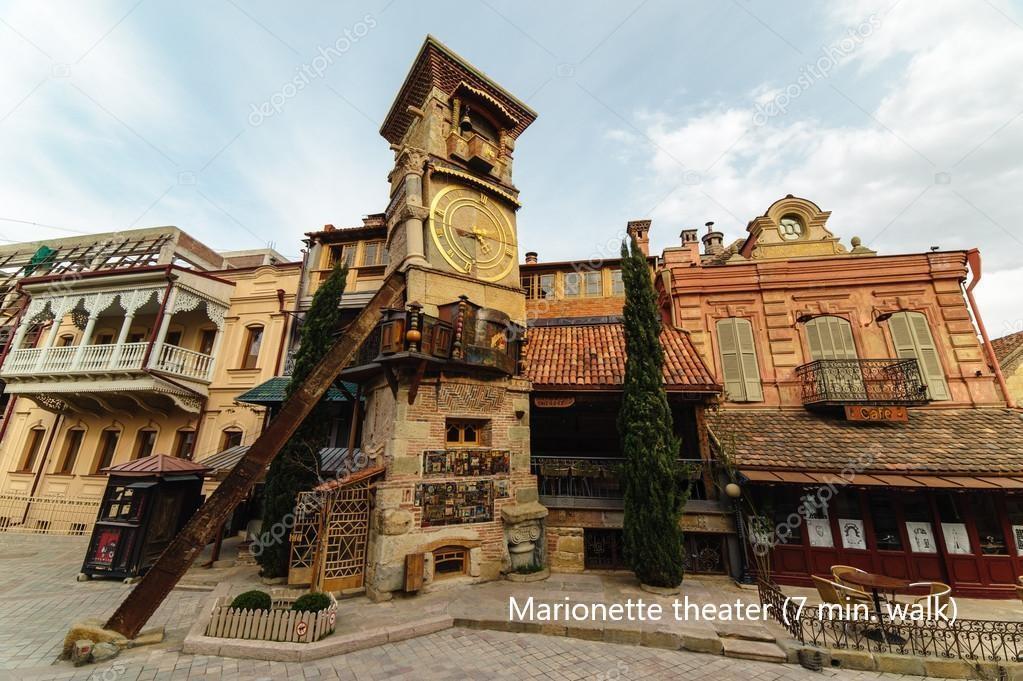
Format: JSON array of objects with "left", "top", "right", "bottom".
[{"left": 0, "top": 535, "right": 930, "bottom": 680}]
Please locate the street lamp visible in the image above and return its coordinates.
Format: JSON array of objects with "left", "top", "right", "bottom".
[{"left": 726, "top": 481, "right": 754, "bottom": 585}]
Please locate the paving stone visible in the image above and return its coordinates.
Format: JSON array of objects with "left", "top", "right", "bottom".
[{"left": 720, "top": 638, "right": 786, "bottom": 663}]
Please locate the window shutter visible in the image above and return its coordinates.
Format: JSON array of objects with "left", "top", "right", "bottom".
[
  {"left": 805, "top": 316, "right": 857, "bottom": 360},
  {"left": 888, "top": 312, "right": 950, "bottom": 401},
  {"left": 735, "top": 318, "right": 764, "bottom": 402},
  {"left": 716, "top": 319, "right": 746, "bottom": 401}
]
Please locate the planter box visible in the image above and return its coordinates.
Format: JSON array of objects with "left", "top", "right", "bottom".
[{"left": 205, "top": 591, "right": 337, "bottom": 643}]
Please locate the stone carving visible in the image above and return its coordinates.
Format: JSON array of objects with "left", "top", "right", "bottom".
[{"left": 501, "top": 502, "right": 548, "bottom": 571}]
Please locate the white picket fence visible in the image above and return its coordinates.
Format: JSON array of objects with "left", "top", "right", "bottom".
[
  {"left": 205, "top": 592, "right": 337, "bottom": 643},
  {"left": 0, "top": 494, "right": 100, "bottom": 535}
]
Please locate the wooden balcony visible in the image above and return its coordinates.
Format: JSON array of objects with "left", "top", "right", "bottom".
[{"left": 796, "top": 358, "right": 929, "bottom": 407}]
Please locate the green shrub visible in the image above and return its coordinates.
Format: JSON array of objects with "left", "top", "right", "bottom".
[
  {"left": 292, "top": 592, "right": 332, "bottom": 613},
  {"left": 230, "top": 590, "right": 271, "bottom": 611},
  {"left": 514, "top": 562, "right": 545, "bottom": 574}
]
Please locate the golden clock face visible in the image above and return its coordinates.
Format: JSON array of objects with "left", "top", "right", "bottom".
[{"left": 428, "top": 185, "right": 516, "bottom": 282}]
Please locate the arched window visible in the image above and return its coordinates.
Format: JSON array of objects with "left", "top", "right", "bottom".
[
  {"left": 93, "top": 429, "right": 120, "bottom": 473},
  {"left": 221, "top": 427, "right": 243, "bottom": 451},
  {"left": 57, "top": 428, "right": 85, "bottom": 474},
  {"left": 20, "top": 427, "right": 47, "bottom": 472},
  {"left": 803, "top": 316, "right": 857, "bottom": 360},
  {"left": 241, "top": 325, "right": 263, "bottom": 369},
  {"left": 886, "top": 311, "right": 950, "bottom": 400},
  {"left": 715, "top": 318, "right": 763, "bottom": 402},
  {"left": 173, "top": 429, "right": 196, "bottom": 459},
  {"left": 134, "top": 428, "right": 158, "bottom": 459}
]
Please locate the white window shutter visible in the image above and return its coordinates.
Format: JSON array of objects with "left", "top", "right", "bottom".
[
  {"left": 888, "top": 312, "right": 950, "bottom": 401},
  {"left": 805, "top": 316, "right": 857, "bottom": 360},
  {"left": 716, "top": 319, "right": 746, "bottom": 401},
  {"left": 735, "top": 319, "right": 764, "bottom": 402}
]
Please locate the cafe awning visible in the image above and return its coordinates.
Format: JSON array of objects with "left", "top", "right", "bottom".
[{"left": 736, "top": 469, "right": 1023, "bottom": 490}]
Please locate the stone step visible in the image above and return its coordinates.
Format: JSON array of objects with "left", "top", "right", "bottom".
[
  {"left": 721, "top": 638, "right": 787, "bottom": 663},
  {"left": 713, "top": 621, "right": 776, "bottom": 642}
]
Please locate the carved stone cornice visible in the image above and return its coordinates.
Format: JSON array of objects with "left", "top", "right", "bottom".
[{"left": 394, "top": 147, "right": 429, "bottom": 177}]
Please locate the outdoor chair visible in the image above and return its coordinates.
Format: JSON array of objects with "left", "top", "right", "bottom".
[
  {"left": 812, "top": 575, "right": 873, "bottom": 608},
  {"left": 909, "top": 581, "right": 951, "bottom": 609},
  {"left": 1016, "top": 584, "right": 1023, "bottom": 605},
  {"left": 831, "top": 565, "right": 867, "bottom": 589}
]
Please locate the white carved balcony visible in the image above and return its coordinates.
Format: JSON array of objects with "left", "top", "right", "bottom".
[{"left": 0, "top": 268, "right": 231, "bottom": 415}]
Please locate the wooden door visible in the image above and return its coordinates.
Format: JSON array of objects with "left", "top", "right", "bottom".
[{"left": 288, "top": 491, "right": 321, "bottom": 586}]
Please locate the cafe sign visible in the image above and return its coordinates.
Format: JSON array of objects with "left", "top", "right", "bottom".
[
  {"left": 534, "top": 396, "right": 575, "bottom": 408},
  {"left": 844, "top": 405, "right": 908, "bottom": 422}
]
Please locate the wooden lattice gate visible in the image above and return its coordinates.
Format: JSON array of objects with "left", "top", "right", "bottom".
[
  {"left": 287, "top": 491, "right": 321, "bottom": 586},
  {"left": 320, "top": 479, "right": 372, "bottom": 592},
  {"left": 288, "top": 467, "right": 384, "bottom": 592}
]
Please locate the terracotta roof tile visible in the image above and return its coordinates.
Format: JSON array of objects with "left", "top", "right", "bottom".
[
  {"left": 707, "top": 408, "right": 1023, "bottom": 474},
  {"left": 524, "top": 322, "right": 718, "bottom": 391},
  {"left": 991, "top": 330, "right": 1023, "bottom": 363}
]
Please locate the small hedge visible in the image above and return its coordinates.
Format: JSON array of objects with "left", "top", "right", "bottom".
[
  {"left": 230, "top": 590, "right": 272, "bottom": 611},
  {"left": 291, "top": 592, "right": 332, "bottom": 613}
]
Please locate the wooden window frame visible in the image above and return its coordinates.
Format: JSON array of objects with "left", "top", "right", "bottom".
[
  {"left": 240, "top": 325, "right": 264, "bottom": 370},
  {"left": 57, "top": 428, "right": 85, "bottom": 474},
  {"left": 360, "top": 241, "right": 387, "bottom": 267},
  {"left": 221, "top": 428, "right": 243, "bottom": 451},
  {"left": 433, "top": 546, "right": 468, "bottom": 578},
  {"left": 610, "top": 269, "right": 624, "bottom": 296},
  {"left": 134, "top": 429, "right": 158, "bottom": 459},
  {"left": 93, "top": 429, "right": 120, "bottom": 473},
  {"left": 445, "top": 419, "right": 484, "bottom": 447},
  {"left": 19, "top": 427, "right": 46, "bottom": 473},
  {"left": 173, "top": 429, "right": 196, "bottom": 459}
]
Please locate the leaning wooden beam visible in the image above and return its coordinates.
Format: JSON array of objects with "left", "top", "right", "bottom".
[{"left": 103, "top": 272, "right": 405, "bottom": 639}]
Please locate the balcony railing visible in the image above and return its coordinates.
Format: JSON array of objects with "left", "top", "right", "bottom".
[
  {"left": 531, "top": 456, "right": 714, "bottom": 509},
  {"left": 796, "top": 358, "right": 929, "bottom": 406},
  {"left": 2, "top": 341, "right": 213, "bottom": 382}
]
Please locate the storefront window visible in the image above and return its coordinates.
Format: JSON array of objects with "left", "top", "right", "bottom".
[
  {"left": 936, "top": 493, "right": 972, "bottom": 555},
  {"left": 902, "top": 495, "right": 938, "bottom": 554},
  {"left": 868, "top": 494, "right": 902, "bottom": 551},
  {"left": 757, "top": 487, "right": 802, "bottom": 545},
  {"left": 973, "top": 495, "right": 1007, "bottom": 555},
  {"left": 834, "top": 490, "right": 867, "bottom": 550},
  {"left": 1005, "top": 498, "right": 1023, "bottom": 556}
]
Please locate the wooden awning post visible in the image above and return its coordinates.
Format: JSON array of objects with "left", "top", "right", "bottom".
[{"left": 102, "top": 274, "right": 404, "bottom": 639}]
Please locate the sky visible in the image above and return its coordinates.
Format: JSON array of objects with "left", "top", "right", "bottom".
[{"left": 1, "top": 0, "right": 1022, "bottom": 337}]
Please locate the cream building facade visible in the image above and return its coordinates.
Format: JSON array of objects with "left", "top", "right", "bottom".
[{"left": 0, "top": 228, "right": 296, "bottom": 530}]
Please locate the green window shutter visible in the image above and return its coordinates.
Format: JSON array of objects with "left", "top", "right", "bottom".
[
  {"left": 735, "top": 318, "right": 764, "bottom": 402},
  {"left": 805, "top": 319, "right": 826, "bottom": 360},
  {"left": 889, "top": 312, "right": 950, "bottom": 401},
  {"left": 716, "top": 319, "right": 746, "bottom": 401}
]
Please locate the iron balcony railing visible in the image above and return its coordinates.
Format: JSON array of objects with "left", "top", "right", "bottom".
[{"left": 796, "top": 358, "right": 929, "bottom": 406}]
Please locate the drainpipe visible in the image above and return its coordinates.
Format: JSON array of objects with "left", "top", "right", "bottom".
[{"left": 965, "top": 249, "right": 1016, "bottom": 408}]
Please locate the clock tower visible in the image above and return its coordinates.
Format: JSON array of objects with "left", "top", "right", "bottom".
[{"left": 351, "top": 36, "right": 544, "bottom": 600}]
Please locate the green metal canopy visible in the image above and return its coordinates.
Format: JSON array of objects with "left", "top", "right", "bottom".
[{"left": 235, "top": 376, "right": 359, "bottom": 406}]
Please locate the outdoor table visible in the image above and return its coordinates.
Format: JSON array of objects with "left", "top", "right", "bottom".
[{"left": 840, "top": 571, "right": 912, "bottom": 644}]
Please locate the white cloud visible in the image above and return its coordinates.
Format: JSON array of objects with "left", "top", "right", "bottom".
[{"left": 611, "top": 0, "right": 1023, "bottom": 336}]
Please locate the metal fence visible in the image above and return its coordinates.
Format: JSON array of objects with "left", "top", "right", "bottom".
[
  {"left": 758, "top": 579, "right": 1023, "bottom": 663},
  {"left": 0, "top": 494, "right": 100, "bottom": 535},
  {"left": 796, "top": 358, "right": 928, "bottom": 406}
]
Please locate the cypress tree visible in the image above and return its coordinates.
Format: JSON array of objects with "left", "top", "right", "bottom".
[
  {"left": 617, "top": 237, "right": 688, "bottom": 587},
  {"left": 257, "top": 263, "right": 348, "bottom": 578}
]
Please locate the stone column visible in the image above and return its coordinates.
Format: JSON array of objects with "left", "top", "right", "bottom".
[
  {"left": 107, "top": 309, "right": 136, "bottom": 369},
  {"left": 69, "top": 308, "right": 101, "bottom": 370},
  {"left": 396, "top": 148, "right": 429, "bottom": 271},
  {"left": 8, "top": 313, "right": 34, "bottom": 352}
]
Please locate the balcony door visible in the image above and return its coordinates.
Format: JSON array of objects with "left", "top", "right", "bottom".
[{"left": 804, "top": 316, "right": 866, "bottom": 400}]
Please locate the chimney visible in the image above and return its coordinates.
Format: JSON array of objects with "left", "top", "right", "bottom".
[
  {"left": 701, "top": 221, "right": 724, "bottom": 256},
  {"left": 626, "top": 219, "right": 651, "bottom": 256},
  {"left": 674, "top": 228, "right": 701, "bottom": 266},
  {"left": 524, "top": 251, "right": 538, "bottom": 264},
  {"left": 680, "top": 228, "right": 698, "bottom": 245},
  {"left": 323, "top": 224, "right": 336, "bottom": 232}
]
